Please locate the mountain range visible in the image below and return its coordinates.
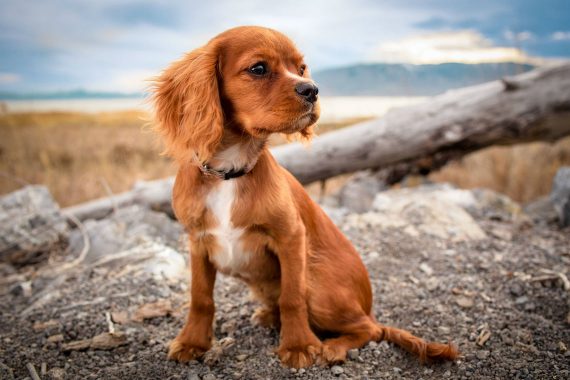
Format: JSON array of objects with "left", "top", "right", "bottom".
[
  {"left": 0, "top": 63, "right": 535, "bottom": 100},
  {"left": 312, "top": 62, "right": 534, "bottom": 96}
]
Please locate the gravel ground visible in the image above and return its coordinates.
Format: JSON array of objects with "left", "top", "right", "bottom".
[{"left": 1, "top": 212, "right": 569, "bottom": 380}]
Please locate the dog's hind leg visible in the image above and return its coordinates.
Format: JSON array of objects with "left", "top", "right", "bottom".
[{"left": 320, "top": 317, "right": 381, "bottom": 364}]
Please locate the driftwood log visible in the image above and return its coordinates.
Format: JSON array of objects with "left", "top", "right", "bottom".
[{"left": 64, "top": 63, "right": 570, "bottom": 221}]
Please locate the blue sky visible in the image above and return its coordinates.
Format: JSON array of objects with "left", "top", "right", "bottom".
[{"left": 0, "top": 0, "right": 569, "bottom": 93}]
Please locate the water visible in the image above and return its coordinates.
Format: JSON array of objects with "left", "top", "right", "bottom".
[{"left": 1, "top": 96, "right": 428, "bottom": 122}]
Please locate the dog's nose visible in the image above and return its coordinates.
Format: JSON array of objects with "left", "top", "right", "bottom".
[{"left": 295, "top": 82, "right": 319, "bottom": 103}]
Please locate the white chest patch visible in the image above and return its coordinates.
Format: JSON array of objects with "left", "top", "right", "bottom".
[{"left": 205, "top": 180, "right": 249, "bottom": 275}]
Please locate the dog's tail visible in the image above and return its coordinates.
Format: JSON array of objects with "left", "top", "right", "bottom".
[{"left": 375, "top": 323, "right": 459, "bottom": 362}]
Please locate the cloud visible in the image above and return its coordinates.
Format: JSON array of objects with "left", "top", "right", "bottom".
[
  {"left": 551, "top": 31, "right": 570, "bottom": 41},
  {"left": 0, "top": 73, "right": 20, "bottom": 84},
  {"left": 367, "top": 30, "right": 531, "bottom": 64},
  {"left": 504, "top": 30, "right": 535, "bottom": 42}
]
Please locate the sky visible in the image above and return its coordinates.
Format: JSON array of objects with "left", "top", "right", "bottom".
[{"left": 0, "top": 0, "right": 569, "bottom": 94}]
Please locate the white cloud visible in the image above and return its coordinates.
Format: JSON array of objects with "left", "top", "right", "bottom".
[
  {"left": 504, "top": 30, "right": 534, "bottom": 42},
  {"left": 0, "top": 73, "right": 21, "bottom": 84},
  {"left": 368, "top": 30, "right": 531, "bottom": 64},
  {"left": 551, "top": 31, "right": 570, "bottom": 41}
]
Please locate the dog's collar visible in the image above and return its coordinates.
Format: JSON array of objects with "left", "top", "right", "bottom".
[{"left": 199, "top": 163, "right": 250, "bottom": 180}]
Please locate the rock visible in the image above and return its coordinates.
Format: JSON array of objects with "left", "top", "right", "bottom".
[
  {"left": 47, "top": 334, "right": 64, "bottom": 343},
  {"left": 337, "top": 170, "right": 387, "bottom": 213},
  {"left": 235, "top": 354, "right": 248, "bottom": 361},
  {"left": 419, "top": 263, "right": 434, "bottom": 276},
  {"left": 346, "top": 185, "right": 487, "bottom": 242},
  {"left": 320, "top": 205, "right": 349, "bottom": 227},
  {"left": 455, "top": 296, "right": 474, "bottom": 309},
  {"left": 476, "top": 350, "right": 490, "bottom": 360},
  {"left": 90, "top": 240, "right": 187, "bottom": 281},
  {"left": 0, "top": 186, "right": 68, "bottom": 264},
  {"left": 68, "top": 204, "right": 184, "bottom": 264},
  {"left": 438, "top": 326, "right": 451, "bottom": 335},
  {"left": 47, "top": 367, "right": 66, "bottom": 380},
  {"left": 550, "top": 167, "right": 570, "bottom": 227},
  {"left": 347, "top": 348, "right": 359, "bottom": 360},
  {"left": 203, "top": 374, "right": 217, "bottom": 380},
  {"left": 188, "top": 374, "right": 200, "bottom": 380},
  {"left": 524, "top": 196, "right": 558, "bottom": 224},
  {"left": 331, "top": 365, "right": 344, "bottom": 376}
]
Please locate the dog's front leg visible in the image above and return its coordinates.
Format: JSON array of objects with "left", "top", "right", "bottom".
[
  {"left": 275, "top": 225, "right": 322, "bottom": 368},
  {"left": 168, "top": 242, "right": 216, "bottom": 362}
]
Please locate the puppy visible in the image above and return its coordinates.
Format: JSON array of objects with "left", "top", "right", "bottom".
[{"left": 153, "top": 26, "right": 458, "bottom": 368}]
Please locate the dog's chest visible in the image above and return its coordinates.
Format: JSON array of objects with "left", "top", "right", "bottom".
[{"left": 205, "top": 180, "right": 249, "bottom": 276}]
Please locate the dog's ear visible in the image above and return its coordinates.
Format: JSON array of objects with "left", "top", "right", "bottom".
[{"left": 153, "top": 42, "right": 223, "bottom": 164}]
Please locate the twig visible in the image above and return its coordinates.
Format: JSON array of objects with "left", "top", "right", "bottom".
[
  {"left": 50, "top": 211, "right": 90, "bottom": 273},
  {"left": 26, "top": 363, "right": 41, "bottom": 380},
  {"left": 99, "top": 177, "right": 119, "bottom": 216},
  {"left": 105, "top": 311, "right": 115, "bottom": 334},
  {"left": 539, "top": 269, "right": 570, "bottom": 291},
  {"left": 40, "top": 363, "right": 47, "bottom": 377}
]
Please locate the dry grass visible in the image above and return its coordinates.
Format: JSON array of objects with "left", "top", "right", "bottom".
[
  {"left": 0, "top": 112, "right": 369, "bottom": 207},
  {"left": 0, "top": 111, "right": 173, "bottom": 206},
  {"left": 1, "top": 110, "right": 569, "bottom": 207},
  {"left": 430, "top": 137, "right": 570, "bottom": 203}
]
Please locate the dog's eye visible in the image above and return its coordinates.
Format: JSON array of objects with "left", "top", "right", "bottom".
[
  {"left": 248, "top": 62, "right": 268, "bottom": 76},
  {"left": 299, "top": 65, "right": 306, "bottom": 76}
]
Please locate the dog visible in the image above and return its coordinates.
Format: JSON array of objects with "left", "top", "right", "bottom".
[{"left": 152, "top": 26, "right": 458, "bottom": 368}]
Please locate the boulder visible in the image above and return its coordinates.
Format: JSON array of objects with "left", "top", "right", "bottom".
[
  {"left": 550, "top": 167, "right": 570, "bottom": 227},
  {"left": 68, "top": 205, "right": 184, "bottom": 264},
  {"left": 337, "top": 170, "right": 387, "bottom": 213},
  {"left": 0, "top": 186, "right": 68, "bottom": 265},
  {"left": 346, "top": 184, "right": 487, "bottom": 242}
]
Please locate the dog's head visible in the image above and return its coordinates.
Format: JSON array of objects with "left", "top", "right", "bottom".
[{"left": 153, "top": 26, "right": 320, "bottom": 164}]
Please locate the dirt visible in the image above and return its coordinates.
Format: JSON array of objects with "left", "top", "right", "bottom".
[{"left": 1, "top": 214, "right": 569, "bottom": 379}]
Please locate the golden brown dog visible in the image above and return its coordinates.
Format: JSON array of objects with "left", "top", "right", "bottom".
[{"left": 152, "top": 26, "right": 458, "bottom": 368}]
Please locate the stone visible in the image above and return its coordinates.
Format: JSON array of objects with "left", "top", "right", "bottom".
[
  {"left": 337, "top": 170, "right": 387, "bottom": 213},
  {"left": 455, "top": 296, "right": 474, "bottom": 309},
  {"left": 347, "top": 348, "right": 359, "bottom": 360},
  {"left": 68, "top": 204, "right": 184, "bottom": 264},
  {"left": 550, "top": 167, "right": 570, "bottom": 226},
  {"left": 0, "top": 186, "right": 68, "bottom": 264},
  {"left": 203, "top": 374, "right": 217, "bottom": 380},
  {"left": 524, "top": 196, "right": 558, "bottom": 224},
  {"left": 331, "top": 365, "right": 344, "bottom": 376},
  {"left": 346, "top": 185, "right": 487, "bottom": 242},
  {"left": 476, "top": 350, "right": 490, "bottom": 360}
]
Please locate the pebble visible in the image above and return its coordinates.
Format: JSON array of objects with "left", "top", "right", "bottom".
[
  {"left": 509, "top": 283, "right": 525, "bottom": 297},
  {"left": 515, "top": 296, "right": 529, "bottom": 305},
  {"left": 347, "top": 348, "right": 359, "bottom": 360},
  {"left": 203, "top": 374, "right": 217, "bottom": 380},
  {"left": 476, "top": 350, "right": 490, "bottom": 360},
  {"left": 331, "top": 365, "right": 344, "bottom": 376},
  {"left": 438, "top": 326, "right": 451, "bottom": 335},
  {"left": 456, "top": 296, "right": 474, "bottom": 309},
  {"left": 419, "top": 263, "right": 434, "bottom": 276},
  {"left": 235, "top": 354, "right": 247, "bottom": 361},
  {"left": 188, "top": 374, "right": 200, "bottom": 380}
]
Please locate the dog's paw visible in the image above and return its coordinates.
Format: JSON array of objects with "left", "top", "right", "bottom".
[
  {"left": 167, "top": 339, "right": 208, "bottom": 363},
  {"left": 277, "top": 343, "right": 321, "bottom": 368},
  {"left": 251, "top": 307, "right": 280, "bottom": 329},
  {"left": 321, "top": 343, "right": 347, "bottom": 365}
]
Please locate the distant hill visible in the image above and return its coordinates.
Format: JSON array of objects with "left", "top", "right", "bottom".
[{"left": 312, "top": 62, "right": 535, "bottom": 96}]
